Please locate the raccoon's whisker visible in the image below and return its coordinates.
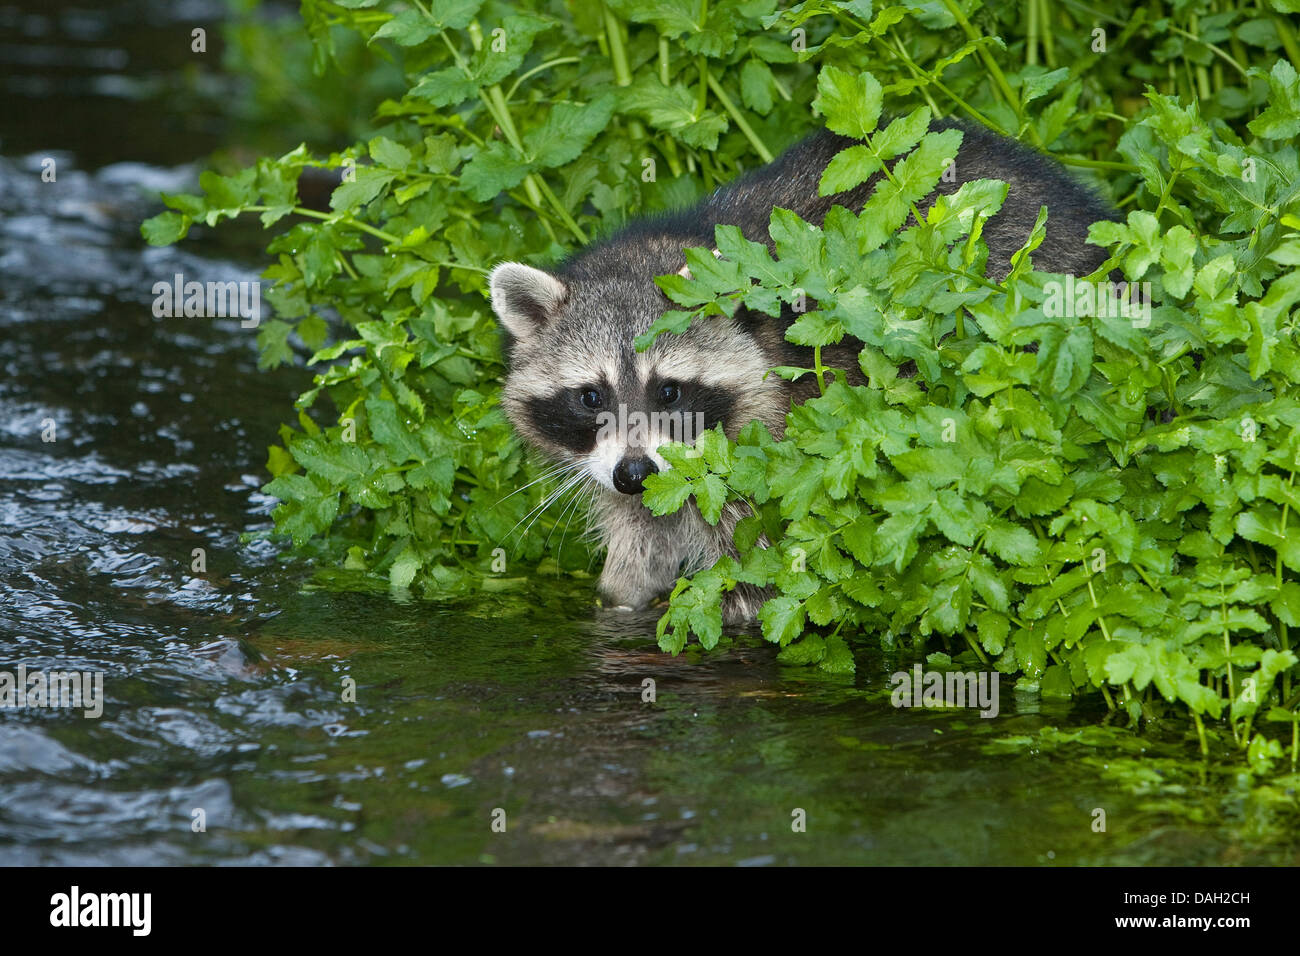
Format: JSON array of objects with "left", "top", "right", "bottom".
[
  {"left": 493, "top": 462, "right": 574, "bottom": 509},
  {"left": 550, "top": 474, "right": 596, "bottom": 560},
  {"left": 499, "top": 464, "right": 585, "bottom": 542},
  {"left": 579, "top": 483, "right": 606, "bottom": 573},
  {"left": 516, "top": 470, "right": 586, "bottom": 542},
  {"left": 493, "top": 466, "right": 576, "bottom": 516},
  {"left": 519, "top": 477, "right": 582, "bottom": 542},
  {"left": 503, "top": 491, "right": 564, "bottom": 544},
  {"left": 581, "top": 483, "right": 602, "bottom": 539},
  {"left": 543, "top": 476, "right": 583, "bottom": 553}
]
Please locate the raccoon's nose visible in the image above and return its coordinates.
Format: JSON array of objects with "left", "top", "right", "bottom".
[{"left": 612, "top": 456, "right": 658, "bottom": 495}]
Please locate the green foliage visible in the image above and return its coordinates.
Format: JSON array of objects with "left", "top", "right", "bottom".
[
  {"left": 219, "top": 0, "right": 408, "bottom": 149},
  {"left": 143, "top": 0, "right": 1300, "bottom": 771},
  {"left": 640, "top": 48, "right": 1300, "bottom": 766}
]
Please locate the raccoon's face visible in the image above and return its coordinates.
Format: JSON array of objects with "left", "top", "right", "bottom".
[{"left": 488, "top": 262, "right": 783, "bottom": 498}]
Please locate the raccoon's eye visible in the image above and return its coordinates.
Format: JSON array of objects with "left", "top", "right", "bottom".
[
  {"left": 658, "top": 382, "right": 681, "bottom": 405},
  {"left": 579, "top": 388, "right": 603, "bottom": 409}
]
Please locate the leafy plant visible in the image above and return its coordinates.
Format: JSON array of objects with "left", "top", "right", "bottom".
[
  {"left": 643, "top": 57, "right": 1300, "bottom": 772},
  {"left": 144, "top": 0, "right": 1300, "bottom": 771}
]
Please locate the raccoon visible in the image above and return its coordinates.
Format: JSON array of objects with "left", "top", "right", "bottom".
[{"left": 488, "top": 119, "right": 1117, "bottom": 623}]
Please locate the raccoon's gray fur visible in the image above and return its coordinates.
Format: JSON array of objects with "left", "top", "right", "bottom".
[{"left": 488, "top": 120, "right": 1117, "bottom": 623}]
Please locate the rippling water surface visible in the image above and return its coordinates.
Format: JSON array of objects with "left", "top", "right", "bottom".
[{"left": 1, "top": 0, "right": 1296, "bottom": 866}]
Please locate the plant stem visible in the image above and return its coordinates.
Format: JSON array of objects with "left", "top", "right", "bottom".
[
  {"left": 532, "top": 174, "right": 588, "bottom": 242},
  {"left": 696, "top": 55, "right": 709, "bottom": 116},
  {"left": 1280, "top": 472, "right": 1295, "bottom": 699},
  {"left": 964, "top": 630, "right": 990, "bottom": 665},
  {"left": 653, "top": 36, "right": 684, "bottom": 177},
  {"left": 874, "top": 34, "right": 996, "bottom": 133},
  {"left": 337, "top": 252, "right": 359, "bottom": 280},
  {"left": 442, "top": 19, "right": 587, "bottom": 244},
  {"left": 1221, "top": 582, "right": 1239, "bottom": 745},
  {"left": 1189, "top": 13, "right": 1212, "bottom": 100},
  {"left": 695, "top": 0, "right": 710, "bottom": 115},
  {"left": 505, "top": 189, "right": 559, "bottom": 243},
  {"left": 706, "top": 73, "right": 773, "bottom": 162},
  {"left": 940, "top": 0, "right": 1043, "bottom": 146},
  {"left": 1038, "top": 0, "right": 1056, "bottom": 67},
  {"left": 1085, "top": 577, "right": 1113, "bottom": 642},
  {"left": 1054, "top": 157, "right": 1138, "bottom": 172},
  {"left": 245, "top": 205, "right": 401, "bottom": 244},
  {"left": 1164, "top": 22, "right": 1250, "bottom": 79},
  {"left": 1270, "top": 7, "right": 1300, "bottom": 72},
  {"left": 602, "top": 5, "right": 647, "bottom": 140},
  {"left": 603, "top": 3, "right": 633, "bottom": 86},
  {"left": 1152, "top": 164, "right": 1181, "bottom": 223},
  {"left": 505, "top": 57, "right": 582, "bottom": 101},
  {"left": 483, "top": 84, "right": 587, "bottom": 243},
  {"left": 1026, "top": 0, "right": 1038, "bottom": 66}
]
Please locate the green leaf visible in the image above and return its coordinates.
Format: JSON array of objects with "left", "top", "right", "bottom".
[
  {"left": 620, "top": 76, "right": 729, "bottom": 149},
  {"left": 820, "top": 634, "right": 855, "bottom": 673},
  {"left": 1035, "top": 324, "right": 1093, "bottom": 398},
  {"left": 759, "top": 595, "right": 806, "bottom": 646},
  {"left": 819, "top": 144, "right": 880, "bottom": 195},
  {"left": 369, "top": 136, "right": 413, "bottom": 169},
  {"left": 982, "top": 521, "right": 1041, "bottom": 565},
  {"left": 1249, "top": 60, "right": 1300, "bottom": 138},
  {"left": 365, "top": 397, "right": 425, "bottom": 464},
  {"left": 460, "top": 141, "right": 529, "bottom": 201},
  {"left": 524, "top": 95, "right": 616, "bottom": 168},
  {"left": 813, "top": 65, "right": 883, "bottom": 140},
  {"left": 371, "top": 10, "right": 437, "bottom": 47},
  {"left": 329, "top": 167, "right": 395, "bottom": 211},
  {"left": 141, "top": 211, "right": 191, "bottom": 245},
  {"left": 642, "top": 470, "right": 694, "bottom": 516},
  {"left": 389, "top": 545, "right": 421, "bottom": 588},
  {"left": 410, "top": 67, "right": 479, "bottom": 107}
]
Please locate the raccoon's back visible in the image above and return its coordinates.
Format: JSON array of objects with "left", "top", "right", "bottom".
[
  {"left": 563, "top": 120, "right": 1116, "bottom": 283},
  {"left": 700, "top": 121, "right": 1116, "bottom": 278}
]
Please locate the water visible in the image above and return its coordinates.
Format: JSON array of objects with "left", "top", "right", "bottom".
[{"left": 1, "top": 0, "right": 1296, "bottom": 866}]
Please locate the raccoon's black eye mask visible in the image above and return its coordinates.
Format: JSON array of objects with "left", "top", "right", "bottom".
[{"left": 520, "top": 389, "right": 603, "bottom": 455}]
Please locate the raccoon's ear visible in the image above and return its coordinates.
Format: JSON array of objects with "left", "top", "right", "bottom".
[{"left": 489, "top": 262, "right": 568, "bottom": 340}]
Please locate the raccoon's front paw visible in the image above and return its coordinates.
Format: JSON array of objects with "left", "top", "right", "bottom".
[
  {"left": 599, "top": 601, "right": 638, "bottom": 612},
  {"left": 595, "top": 589, "right": 650, "bottom": 613},
  {"left": 596, "top": 571, "right": 659, "bottom": 613}
]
